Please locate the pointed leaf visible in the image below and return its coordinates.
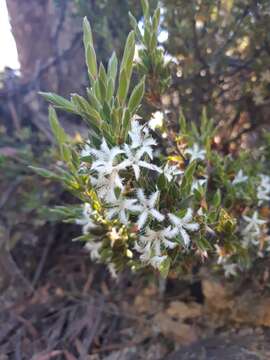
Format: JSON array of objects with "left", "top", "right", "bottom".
[
  {"left": 107, "top": 52, "right": 118, "bottom": 86},
  {"left": 49, "top": 106, "right": 68, "bottom": 145},
  {"left": 40, "top": 92, "right": 75, "bottom": 113},
  {"left": 128, "top": 77, "right": 145, "bottom": 115},
  {"left": 83, "top": 17, "right": 93, "bottom": 50},
  {"left": 86, "top": 45, "right": 98, "bottom": 80}
]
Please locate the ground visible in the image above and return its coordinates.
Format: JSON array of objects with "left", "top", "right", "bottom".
[{"left": 1, "top": 227, "right": 270, "bottom": 359}]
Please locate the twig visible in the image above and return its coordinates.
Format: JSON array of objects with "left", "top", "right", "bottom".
[
  {"left": 32, "top": 228, "right": 55, "bottom": 288},
  {"left": 0, "top": 178, "right": 22, "bottom": 209}
]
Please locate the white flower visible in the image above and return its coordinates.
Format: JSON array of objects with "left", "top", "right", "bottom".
[
  {"left": 242, "top": 211, "right": 267, "bottom": 236},
  {"left": 107, "top": 194, "right": 141, "bottom": 225},
  {"left": 185, "top": 143, "right": 206, "bottom": 162},
  {"left": 108, "top": 263, "right": 118, "bottom": 278},
  {"left": 150, "top": 255, "right": 168, "bottom": 269},
  {"left": 214, "top": 244, "right": 230, "bottom": 265},
  {"left": 81, "top": 144, "right": 92, "bottom": 158},
  {"left": 128, "top": 120, "right": 156, "bottom": 158},
  {"left": 76, "top": 203, "right": 96, "bottom": 234},
  {"left": 136, "top": 227, "right": 177, "bottom": 254},
  {"left": 91, "top": 170, "right": 124, "bottom": 202},
  {"left": 85, "top": 241, "right": 102, "bottom": 260},
  {"left": 163, "top": 163, "right": 183, "bottom": 182},
  {"left": 149, "top": 111, "right": 164, "bottom": 129},
  {"left": 223, "top": 263, "right": 238, "bottom": 278},
  {"left": 232, "top": 170, "right": 248, "bottom": 185},
  {"left": 123, "top": 144, "right": 161, "bottom": 180},
  {"left": 168, "top": 209, "right": 199, "bottom": 246},
  {"left": 89, "top": 138, "right": 126, "bottom": 175},
  {"left": 191, "top": 178, "right": 207, "bottom": 192},
  {"left": 136, "top": 189, "right": 165, "bottom": 229},
  {"left": 257, "top": 174, "right": 270, "bottom": 205},
  {"left": 134, "top": 227, "right": 174, "bottom": 268}
]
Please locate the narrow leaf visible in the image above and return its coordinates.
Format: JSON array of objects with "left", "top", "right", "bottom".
[
  {"left": 40, "top": 92, "right": 75, "bottom": 113},
  {"left": 86, "top": 45, "right": 98, "bottom": 80},
  {"left": 83, "top": 17, "right": 93, "bottom": 49},
  {"left": 49, "top": 106, "right": 68, "bottom": 145},
  {"left": 128, "top": 77, "right": 145, "bottom": 115}
]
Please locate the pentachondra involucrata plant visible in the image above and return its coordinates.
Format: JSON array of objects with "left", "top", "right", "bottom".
[{"left": 33, "top": 0, "right": 270, "bottom": 279}]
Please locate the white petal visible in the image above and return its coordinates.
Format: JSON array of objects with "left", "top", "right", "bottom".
[
  {"left": 149, "top": 191, "right": 159, "bottom": 208},
  {"left": 133, "top": 164, "right": 141, "bottom": 180},
  {"left": 184, "top": 222, "right": 200, "bottom": 232},
  {"left": 150, "top": 209, "right": 165, "bottom": 222},
  {"left": 168, "top": 213, "right": 181, "bottom": 227},
  {"left": 137, "top": 211, "right": 148, "bottom": 229},
  {"left": 180, "top": 228, "right": 191, "bottom": 246},
  {"left": 182, "top": 208, "right": 193, "bottom": 223},
  {"left": 119, "top": 209, "right": 128, "bottom": 224},
  {"left": 137, "top": 188, "right": 146, "bottom": 203}
]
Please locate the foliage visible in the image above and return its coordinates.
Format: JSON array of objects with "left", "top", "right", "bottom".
[
  {"left": 72, "top": 0, "right": 157, "bottom": 64},
  {"left": 161, "top": 0, "right": 270, "bottom": 143},
  {"left": 0, "top": 122, "right": 61, "bottom": 250},
  {"left": 36, "top": 0, "right": 270, "bottom": 279}
]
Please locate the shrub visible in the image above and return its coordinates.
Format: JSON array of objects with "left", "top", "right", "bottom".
[{"left": 35, "top": 0, "right": 270, "bottom": 279}]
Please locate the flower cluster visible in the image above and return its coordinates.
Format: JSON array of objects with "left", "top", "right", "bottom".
[{"left": 77, "top": 119, "right": 200, "bottom": 274}]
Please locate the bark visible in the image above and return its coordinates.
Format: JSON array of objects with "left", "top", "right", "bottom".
[{"left": 6, "top": 0, "right": 85, "bottom": 95}]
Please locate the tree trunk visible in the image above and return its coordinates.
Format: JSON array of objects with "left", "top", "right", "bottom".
[{"left": 6, "top": 0, "right": 86, "bottom": 95}]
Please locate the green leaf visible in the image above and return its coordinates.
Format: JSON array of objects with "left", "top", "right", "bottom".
[
  {"left": 121, "top": 107, "right": 131, "bottom": 142},
  {"left": 180, "top": 161, "right": 197, "bottom": 196},
  {"left": 87, "top": 88, "right": 102, "bottom": 111},
  {"left": 179, "top": 110, "right": 187, "bottom": 133},
  {"left": 128, "top": 77, "right": 145, "bottom": 116},
  {"left": 83, "top": 17, "right": 93, "bottom": 50},
  {"left": 120, "top": 31, "right": 135, "bottom": 74},
  {"left": 29, "top": 166, "right": 59, "bottom": 180},
  {"left": 213, "top": 189, "right": 222, "bottom": 208},
  {"left": 128, "top": 12, "right": 143, "bottom": 41},
  {"left": 107, "top": 52, "right": 118, "bottom": 87},
  {"left": 49, "top": 106, "right": 68, "bottom": 145},
  {"left": 71, "top": 94, "right": 101, "bottom": 134},
  {"left": 153, "top": 7, "right": 161, "bottom": 33},
  {"left": 106, "top": 78, "right": 114, "bottom": 102},
  {"left": 86, "top": 44, "right": 98, "bottom": 81},
  {"left": 159, "top": 257, "right": 171, "bottom": 278},
  {"left": 117, "top": 69, "right": 128, "bottom": 104},
  {"left": 98, "top": 78, "right": 107, "bottom": 101},
  {"left": 99, "top": 63, "right": 108, "bottom": 86},
  {"left": 141, "top": 0, "right": 150, "bottom": 18},
  {"left": 39, "top": 92, "right": 75, "bottom": 113}
]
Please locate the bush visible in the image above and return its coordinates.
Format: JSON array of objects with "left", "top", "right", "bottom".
[{"left": 36, "top": 0, "right": 270, "bottom": 279}]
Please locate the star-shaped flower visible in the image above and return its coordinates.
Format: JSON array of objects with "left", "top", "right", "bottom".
[
  {"left": 242, "top": 211, "right": 267, "bottom": 236},
  {"left": 257, "top": 174, "right": 270, "bottom": 205},
  {"left": 134, "top": 227, "right": 174, "bottom": 269},
  {"left": 223, "top": 263, "right": 238, "bottom": 278},
  {"left": 232, "top": 170, "right": 248, "bottom": 185},
  {"left": 136, "top": 189, "right": 165, "bottom": 229},
  {"left": 85, "top": 241, "right": 102, "bottom": 260},
  {"left": 91, "top": 170, "right": 124, "bottom": 202},
  {"left": 76, "top": 203, "right": 96, "bottom": 234},
  {"left": 191, "top": 178, "right": 207, "bottom": 192},
  {"left": 185, "top": 143, "right": 206, "bottom": 162},
  {"left": 128, "top": 120, "right": 156, "bottom": 158},
  {"left": 163, "top": 163, "right": 183, "bottom": 182},
  {"left": 123, "top": 144, "right": 161, "bottom": 180},
  {"left": 107, "top": 194, "right": 141, "bottom": 225},
  {"left": 168, "top": 209, "right": 199, "bottom": 246},
  {"left": 89, "top": 138, "right": 126, "bottom": 175}
]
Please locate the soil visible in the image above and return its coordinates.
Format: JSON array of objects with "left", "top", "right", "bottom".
[{"left": 1, "top": 226, "right": 270, "bottom": 359}]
